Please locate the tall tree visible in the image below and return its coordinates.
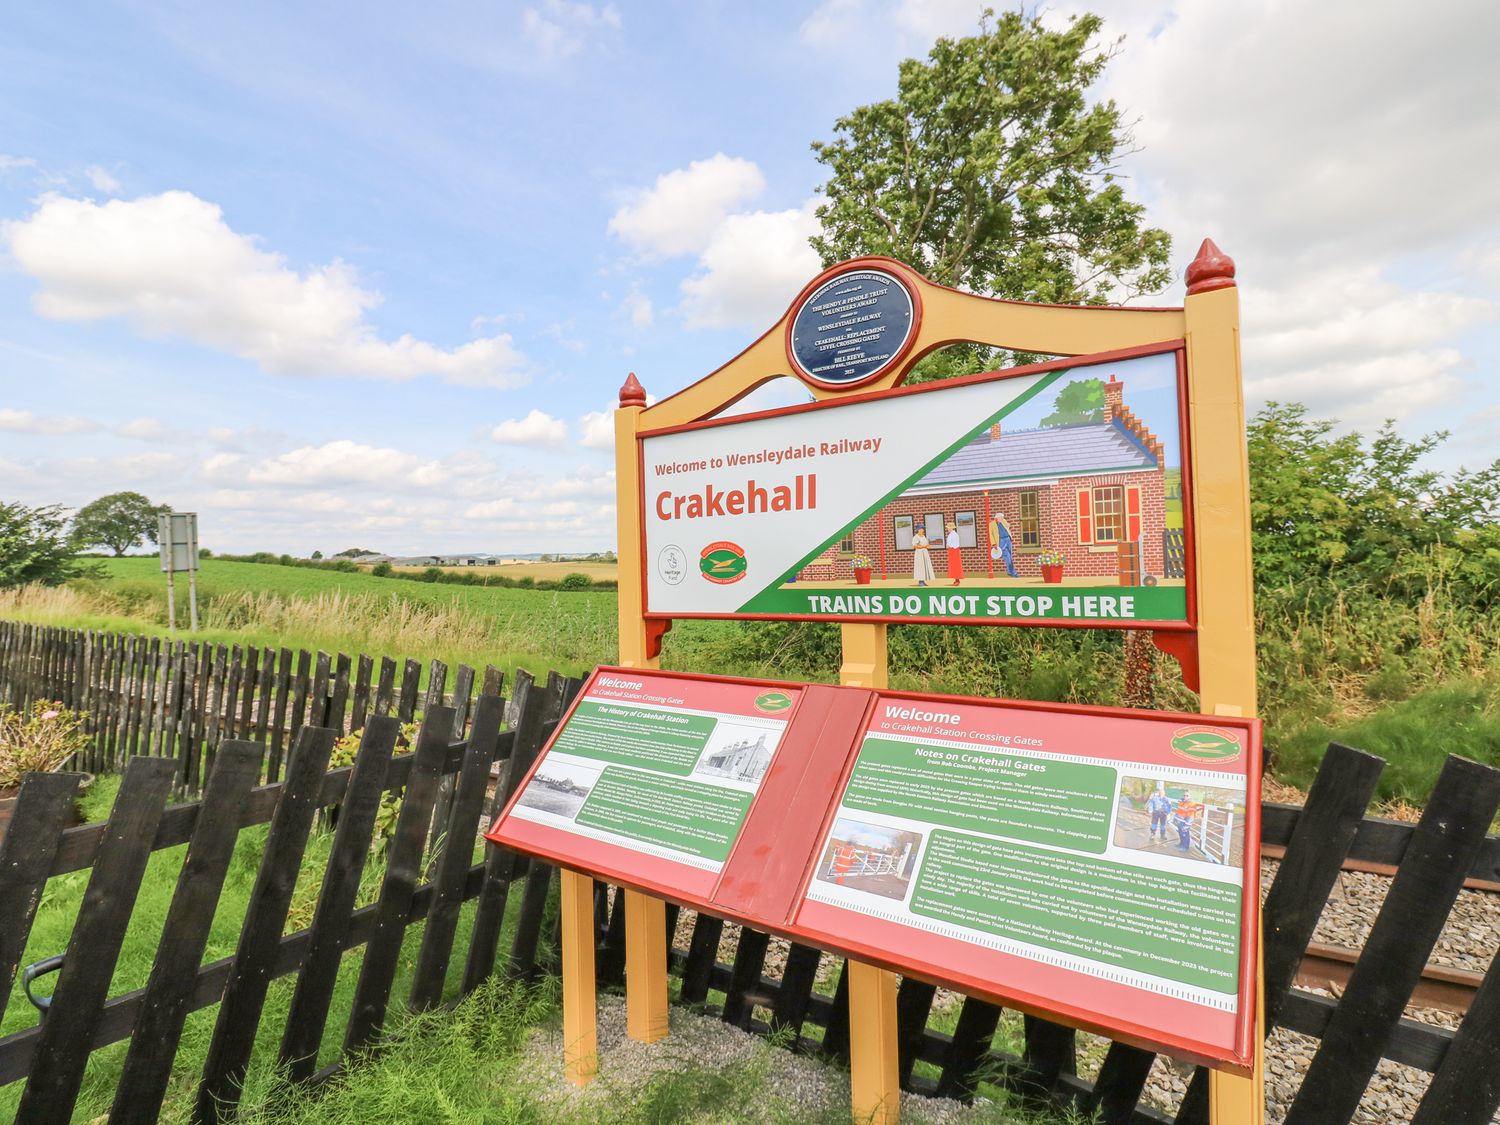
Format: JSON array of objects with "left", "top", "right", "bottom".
[
  {"left": 1040, "top": 378, "right": 1106, "bottom": 426},
  {"left": 811, "top": 10, "right": 1170, "bottom": 309},
  {"left": 71, "top": 491, "right": 168, "bottom": 556},
  {"left": 0, "top": 501, "right": 86, "bottom": 587}
]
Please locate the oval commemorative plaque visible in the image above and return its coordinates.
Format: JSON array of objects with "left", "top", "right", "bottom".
[{"left": 788, "top": 267, "right": 916, "bottom": 387}]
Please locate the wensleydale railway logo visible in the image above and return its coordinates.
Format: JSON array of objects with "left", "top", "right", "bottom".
[
  {"left": 754, "top": 691, "right": 794, "bottom": 713},
  {"left": 699, "top": 541, "right": 747, "bottom": 584},
  {"left": 1170, "top": 726, "right": 1242, "bottom": 763}
]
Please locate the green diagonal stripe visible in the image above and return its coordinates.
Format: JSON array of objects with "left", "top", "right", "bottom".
[{"left": 738, "top": 367, "right": 1066, "bottom": 610}]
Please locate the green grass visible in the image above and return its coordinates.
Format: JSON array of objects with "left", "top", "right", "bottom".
[
  {"left": 1272, "top": 676, "right": 1500, "bottom": 807},
  {"left": 0, "top": 777, "right": 506, "bottom": 1124},
  {"left": 239, "top": 982, "right": 1091, "bottom": 1125}
]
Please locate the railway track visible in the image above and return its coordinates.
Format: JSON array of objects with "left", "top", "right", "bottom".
[{"left": 1264, "top": 843, "right": 1495, "bottom": 1014}]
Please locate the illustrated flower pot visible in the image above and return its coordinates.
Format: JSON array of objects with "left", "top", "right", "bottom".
[
  {"left": 853, "top": 569, "right": 872, "bottom": 586},
  {"left": 1041, "top": 564, "right": 1064, "bottom": 584}
]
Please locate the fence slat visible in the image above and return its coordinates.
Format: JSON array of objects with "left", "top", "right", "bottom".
[
  {"left": 374, "top": 657, "right": 396, "bottom": 718},
  {"left": 896, "top": 977, "right": 938, "bottom": 1087},
  {"left": 342, "top": 708, "right": 454, "bottom": 1053},
  {"left": 1284, "top": 755, "right": 1500, "bottom": 1125},
  {"left": 253, "top": 647, "right": 275, "bottom": 750},
  {"left": 196, "top": 726, "right": 337, "bottom": 1124},
  {"left": 278, "top": 717, "right": 399, "bottom": 1082},
  {"left": 721, "top": 927, "right": 771, "bottom": 1029},
  {"left": 0, "top": 772, "right": 81, "bottom": 1022},
  {"left": 15, "top": 756, "right": 177, "bottom": 1123},
  {"left": 935, "top": 998, "right": 1002, "bottom": 1099},
  {"left": 411, "top": 695, "right": 506, "bottom": 1009},
  {"left": 397, "top": 657, "right": 421, "bottom": 722},
  {"left": 1411, "top": 941, "right": 1500, "bottom": 1124},
  {"left": 598, "top": 886, "right": 629, "bottom": 988},
  {"left": 770, "top": 943, "right": 822, "bottom": 1041},
  {"left": 680, "top": 913, "right": 725, "bottom": 1005},
  {"left": 350, "top": 654, "right": 373, "bottom": 733},
  {"left": 268, "top": 646, "right": 293, "bottom": 781},
  {"left": 1177, "top": 741, "right": 1388, "bottom": 1124},
  {"left": 109, "top": 742, "right": 263, "bottom": 1125},
  {"left": 461, "top": 671, "right": 542, "bottom": 993}
]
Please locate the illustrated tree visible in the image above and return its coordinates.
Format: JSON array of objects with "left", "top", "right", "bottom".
[
  {"left": 811, "top": 9, "right": 1171, "bottom": 384},
  {"left": 71, "top": 491, "right": 169, "bottom": 556},
  {"left": 1041, "top": 378, "right": 1106, "bottom": 426},
  {"left": 0, "top": 501, "right": 87, "bottom": 587}
]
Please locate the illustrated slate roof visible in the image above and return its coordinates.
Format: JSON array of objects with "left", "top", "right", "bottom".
[{"left": 909, "top": 420, "right": 1158, "bottom": 490}]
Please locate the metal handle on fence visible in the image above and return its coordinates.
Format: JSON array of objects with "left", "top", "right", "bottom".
[{"left": 22, "top": 955, "right": 64, "bottom": 1021}]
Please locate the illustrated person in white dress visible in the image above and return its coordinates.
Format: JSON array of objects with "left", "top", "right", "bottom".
[{"left": 911, "top": 526, "right": 935, "bottom": 586}]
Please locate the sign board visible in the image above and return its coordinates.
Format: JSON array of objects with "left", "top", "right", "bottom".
[
  {"left": 487, "top": 666, "right": 1261, "bottom": 1069},
  {"left": 157, "top": 512, "right": 199, "bottom": 573},
  {"left": 639, "top": 343, "right": 1193, "bottom": 629}
]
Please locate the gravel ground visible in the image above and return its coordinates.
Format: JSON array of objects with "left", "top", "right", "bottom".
[
  {"left": 518, "top": 995, "right": 998, "bottom": 1124},
  {"left": 668, "top": 857, "right": 1499, "bottom": 1124}
]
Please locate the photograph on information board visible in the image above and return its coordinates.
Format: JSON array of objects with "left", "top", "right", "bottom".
[{"left": 641, "top": 346, "right": 1190, "bottom": 628}]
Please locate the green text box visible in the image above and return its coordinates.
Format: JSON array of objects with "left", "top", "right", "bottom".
[
  {"left": 553, "top": 701, "right": 717, "bottom": 775},
  {"left": 576, "top": 767, "right": 753, "bottom": 863},
  {"left": 842, "top": 737, "right": 1116, "bottom": 853},
  {"left": 911, "top": 831, "right": 1241, "bottom": 993}
]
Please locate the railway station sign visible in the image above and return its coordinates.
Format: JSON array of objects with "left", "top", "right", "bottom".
[
  {"left": 639, "top": 343, "right": 1194, "bottom": 630},
  {"left": 487, "top": 666, "right": 1261, "bottom": 1069}
]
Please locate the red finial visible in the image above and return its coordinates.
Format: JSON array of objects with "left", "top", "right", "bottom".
[
  {"left": 618, "top": 372, "right": 646, "bottom": 408},
  {"left": 1186, "top": 238, "right": 1236, "bottom": 295}
]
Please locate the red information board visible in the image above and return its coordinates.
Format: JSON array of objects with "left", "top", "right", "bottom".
[{"left": 486, "top": 666, "right": 1261, "bottom": 1069}]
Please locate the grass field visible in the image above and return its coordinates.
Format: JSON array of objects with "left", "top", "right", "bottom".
[
  {"left": 5, "top": 556, "right": 1499, "bottom": 809},
  {"left": 387, "top": 560, "right": 619, "bottom": 582}
]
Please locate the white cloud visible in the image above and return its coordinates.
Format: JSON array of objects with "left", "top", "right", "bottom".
[
  {"left": 0, "top": 408, "right": 98, "bottom": 435},
  {"left": 207, "top": 440, "right": 459, "bottom": 489},
  {"left": 116, "top": 417, "right": 176, "bottom": 441},
  {"left": 578, "top": 410, "right": 614, "bottom": 450},
  {"left": 800, "top": 0, "right": 983, "bottom": 49},
  {"left": 3, "top": 190, "right": 529, "bottom": 388},
  {"left": 522, "top": 0, "right": 621, "bottom": 61},
  {"left": 0, "top": 155, "right": 37, "bottom": 175},
  {"left": 464, "top": 497, "right": 521, "bottom": 519},
  {"left": 623, "top": 287, "right": 653, "bottom": 328},
  {"left": 678, "top": 200, "right": 822, "bottom": 329},
  {"left": 609, "top": 154, "right": 766, "bottom": 258},
  {"left": 490, "top": 409, "right": 568, "bottom": 446},
  {"left": 287, "top": 490, "right": 349, "bottom": 513},
  {"left": 84, "top": 165, "right": 120, "bottom": 193}
]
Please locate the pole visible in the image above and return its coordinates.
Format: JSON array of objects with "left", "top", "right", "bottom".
[
  {"left": 1183, "top": 240, "right": 1263, "bottom": 1125},
  {"left": 840, "top": 622, "right": 900, "bottom": 1125},
  {"left": 166, "top": 570, "right": 176, "bottom": 631},
  {"left": 878, "top": 510, "right": 886, "bottom": 580},
  {"left": 984, "top": 490, "right": 993, "bottom": 579},
  {"left": 188, "top": 569, "right": 199, "bottom": 633}
]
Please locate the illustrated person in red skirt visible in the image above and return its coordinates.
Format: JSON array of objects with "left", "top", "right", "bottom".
[{"left": 946, "top": 520, "right": 964, "bottom": 586}]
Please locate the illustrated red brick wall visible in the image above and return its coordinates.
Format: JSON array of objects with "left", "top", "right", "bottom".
[{"left": 797, "top": 468, "right": 1166, "bottom": 584}]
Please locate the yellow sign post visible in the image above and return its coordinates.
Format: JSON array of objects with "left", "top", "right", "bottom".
[{"left": 553, "top": 241, "right": 1261, "bottom": 1122}]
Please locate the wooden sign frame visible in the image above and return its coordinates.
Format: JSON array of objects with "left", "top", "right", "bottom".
[{"left": 545, "top": 241, "right": 1260, "bottom": 1122}]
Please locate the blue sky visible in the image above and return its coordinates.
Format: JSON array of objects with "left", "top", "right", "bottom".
[{"left": 2, "top": 1, "right": 1496, "bottom": 554}]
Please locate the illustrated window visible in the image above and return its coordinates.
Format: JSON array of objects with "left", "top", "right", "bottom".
[
  {"left": 893, "top": 514, "right": 914, "bottom": 551},
  {"left": 924, "top": 513, "right": 945, "bottom": 542},
  {"left": 1017, "top": 491, "right": 1040, "bottom": 549},
  {"left": 1093, "top": 485, "right": 1125, "bottom": 543}
]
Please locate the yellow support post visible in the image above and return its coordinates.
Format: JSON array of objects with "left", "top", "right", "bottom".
[
  {"left": 1183, "top": 240, "right": 1263, "bottom": 1125},
  {"left": 560, "top": 868, "right": 599, "bottom": 1086},
  {"left": 840, "top": 622, "right": 900, "bottom": 1123},
  {"left": 848, "top": 960, "right": 901, "bottom": 1125},
  {"left": 614, "top": 373, "right": 672, "bottom": 1044},
  {"left": 624, "top": 888, "right": 670, "bottom": 1041}
]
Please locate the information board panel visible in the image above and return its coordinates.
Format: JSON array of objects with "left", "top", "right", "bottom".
[
  {"left": 495, "top": 669, "right": 804, "bottom": 899},
  {"left": 797, "top": 693, "right": 1260, "bottom": 1068},
  {"left": 640, "top": 343, "right": 1193, "bottom": 629},
  {"left": 487, "top": 667, "right": 1260, "bottom": 1069}
]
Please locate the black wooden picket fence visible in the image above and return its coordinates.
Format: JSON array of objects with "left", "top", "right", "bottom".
[
  {"left": 0, "top": 619, "right": 505, "bottom": 791},
  {"left": 2, "top": 618, "right": 1499, "bottom": 1123}
]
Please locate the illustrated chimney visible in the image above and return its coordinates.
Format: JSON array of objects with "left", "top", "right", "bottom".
[
  {"left": 990, "top": 421, "right": 1002, "bottom": 441},
  {"left": 1103, "top": 375, "right": 1123, "bottom": 423}
]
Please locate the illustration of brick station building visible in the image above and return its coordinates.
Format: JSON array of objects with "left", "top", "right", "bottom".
[{"left": 799, "top": 374, "right": 1175, "bottom": 585}]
